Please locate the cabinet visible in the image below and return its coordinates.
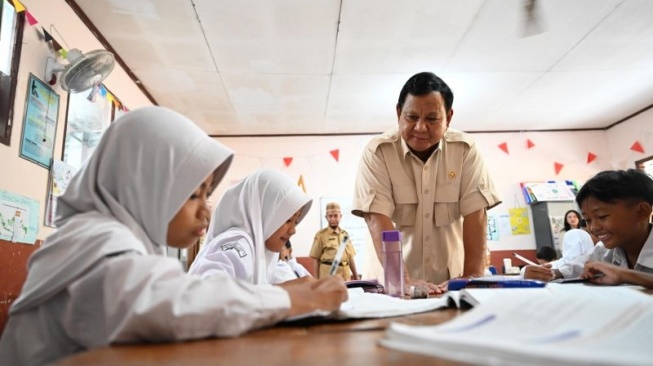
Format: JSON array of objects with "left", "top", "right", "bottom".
[{"left": 530, "top": 201, "right": 578, "bottom": 251}]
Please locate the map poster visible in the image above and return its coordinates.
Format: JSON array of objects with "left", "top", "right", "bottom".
[{"left": 0, "top": 189, "right": 40, "bottom": 244}]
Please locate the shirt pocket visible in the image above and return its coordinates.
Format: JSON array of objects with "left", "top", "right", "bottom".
[
  {"left": 392, "top": 184, "right": 418, "bottom": 226},
  {"left": 433, "top": 184, "right": 461, "bottom": 227}
]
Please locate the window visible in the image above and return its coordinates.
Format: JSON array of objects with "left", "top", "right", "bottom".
[{"left": 0, "top": 0, "right": 24, "bottom": 145}]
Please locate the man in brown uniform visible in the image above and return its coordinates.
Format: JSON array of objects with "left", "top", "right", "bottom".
[
  {"left": 352, "top": 72, "right": 501, "bottom": 294},
  {"left": 310, "top": 202, "right": 359, "bottom": 280}
]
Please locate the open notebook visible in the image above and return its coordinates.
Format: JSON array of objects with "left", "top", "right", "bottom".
[
  {"left": 284, "top": 288, "right": 450, "bottom": 323},
  {"left": 381, "top": 284, "right": 653, "bottom": 366}
]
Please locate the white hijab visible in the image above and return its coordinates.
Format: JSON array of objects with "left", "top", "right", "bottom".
[
  {"left": 206, "top": 169, "right": 312, "bottom": 284},
  {"left": 10, "top": 106, "right": 233, "bottom": 313}
]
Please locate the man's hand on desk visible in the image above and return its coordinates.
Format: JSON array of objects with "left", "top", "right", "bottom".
[
  {"left": 404, "top": 276, "right": 446, "bottom": 295},
  {"left": 278, "top": 276, "right": 348, "bottom": 318}
]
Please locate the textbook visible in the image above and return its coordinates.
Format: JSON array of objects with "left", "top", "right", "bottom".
[
  {"left": 380, "top": 284, "right": 653, "bottom": 366},
  {"left": 448, "top": 276, "right": 546, "bottom": 291}
]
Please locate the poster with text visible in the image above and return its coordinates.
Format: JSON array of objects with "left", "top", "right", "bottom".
[
  {"left": 19, "top": 74, "right": 59, "bottom": 169},
  {"left": 509, "top": 207, "right": 531, "bottom": 235},
  {"left": 0, "top": 189, "right": 40, "bottom": 244},
  {"left": 44, "top": 159, "right": 77, "bottom": 227}
]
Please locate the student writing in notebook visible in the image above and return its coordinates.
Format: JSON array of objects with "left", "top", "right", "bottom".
[
  {"left": 524, "top": 169, "right": 653, "bottom": 286},
  {"left": 188, "top": 169, "right": 315, "bottom": 285},
  {"left": 0, "top": 107, "right": 347, "bottom": 366},
  {"left": 272, "top": 241, "right": 312, "bottom": 284}
]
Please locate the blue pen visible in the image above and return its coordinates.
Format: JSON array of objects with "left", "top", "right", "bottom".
[{"left": 329, "top": 235, "right": 349, "bottom": 276}]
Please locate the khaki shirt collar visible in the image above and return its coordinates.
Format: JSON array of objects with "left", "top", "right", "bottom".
[{"left": 400, "top": 135, "right": 443, "bottom": 162}]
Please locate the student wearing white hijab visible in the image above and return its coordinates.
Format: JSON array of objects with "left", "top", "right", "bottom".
[
  {"left": 0, "top": 107, "right": 347, "bottom": 366},
  {"left": 189, "top": 169, "right": 311, "bottom": 284}
]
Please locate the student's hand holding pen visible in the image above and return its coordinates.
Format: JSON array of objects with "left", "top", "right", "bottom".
[
  {"left": 523, "top": 263, "right": 556, "bottom": 282},
  {"left": 279, "top": 276, "right": 348, "bottom": 318}
]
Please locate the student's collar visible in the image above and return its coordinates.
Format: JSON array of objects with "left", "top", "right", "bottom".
[{"left": 636, "top": 224, "right": 653, "bottom": 268}]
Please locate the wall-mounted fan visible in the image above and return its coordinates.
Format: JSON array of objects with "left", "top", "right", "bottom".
[{"left": 45, "top": 49, "right": 115, "bottom": 93}]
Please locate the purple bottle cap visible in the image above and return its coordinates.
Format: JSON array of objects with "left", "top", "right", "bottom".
[{"left": 382, "top": 230, "right": 401, "bottom": 242}]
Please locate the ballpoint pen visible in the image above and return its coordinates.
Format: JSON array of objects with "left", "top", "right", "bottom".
[
  {"left": 513, "top": 252, "right": 538, "bottom": 266},
  {"left": 329, "top": 235, "right": 349, "bottom": 276}
]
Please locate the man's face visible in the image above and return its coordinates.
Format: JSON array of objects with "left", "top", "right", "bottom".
[
  {"left": 326, "top": 211, "right": 341, "bottom": 229},
  {"left": 397, "top": 92, "right": 453, "bottom": 153}
]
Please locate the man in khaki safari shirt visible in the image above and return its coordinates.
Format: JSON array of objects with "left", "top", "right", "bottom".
[
  {"left": 310, "top": 202, "right": 359, "bottom": 281},
  {"left": 352, "top": 72, "right": 501, "bottom": 294}
]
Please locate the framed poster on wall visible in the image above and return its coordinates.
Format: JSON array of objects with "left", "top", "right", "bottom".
[{"left": 19, "top": 73, "right": 60, "bottom": 169}]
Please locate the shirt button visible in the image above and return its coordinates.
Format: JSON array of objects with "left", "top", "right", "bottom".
[
  {"left": 369, "top": 189, "right": 375, "bottom": 194},
  {"left": 424, "top": 189, "right": 430, "bottom": 195},
  {"left": 425, "top": 257, "right": 431, "bottom": 264},
  {"left": 425, "top": 213, "right": 430, "bottom": 219},
  {"left": 424, "top": 166, "right": 429, "bottom": 171},
  {"left": 425, "top": 236, "right": 430, "bottom": 242}
]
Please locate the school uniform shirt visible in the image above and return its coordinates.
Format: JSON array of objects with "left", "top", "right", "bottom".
[
  {"left": 287, "top": 257, "right": 311, "bottom": 277},
  {"left": 188, "top": 169, "right": 312, "bottom": 285},
  {"left": 352, "top": 127, "right": 501, "bottom": 284},
  {"left": 271, "top": 258, "right": 311, "bottom": 284},
  {"left": 0, "top": 107, "right": 290, "bottom": 366},
  {"left": 309, "top": 227, "right": 356, "bottom": 280},
  {"left": 558, "top": 224, "right": 653, "bottom": 278},
  {"left": 558, "top": 229, "right": 594, "bottom": 263}
]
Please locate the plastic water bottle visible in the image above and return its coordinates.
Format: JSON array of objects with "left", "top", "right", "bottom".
[{"left": 382, "top": 230, "right": 404, "bottom": 297}]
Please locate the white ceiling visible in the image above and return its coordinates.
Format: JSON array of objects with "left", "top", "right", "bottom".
[{"left": 73, "top": 0, "right": 653, "bottom": 135}]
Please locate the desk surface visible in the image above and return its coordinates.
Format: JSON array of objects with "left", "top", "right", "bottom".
[{"left": 57, "top": 308, "right": 469, "bottom": 366}]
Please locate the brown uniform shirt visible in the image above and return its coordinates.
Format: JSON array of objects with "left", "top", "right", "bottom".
[
  {"left": 309, "top": 227, "right": 356, "bottom": 280},
  {"left": 352, "top": 127, "right": 501, "bottom": 284}
]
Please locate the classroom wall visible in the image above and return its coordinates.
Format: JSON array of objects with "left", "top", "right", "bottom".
[
  {"left": 0, "top": 0, "right": 152, "bottom": 240},
  {"left": 0, "top": 0, "right": 151, "bottom": 334},
  {"left": 213, "top": 110, "right": 652, "bottom": 274}
]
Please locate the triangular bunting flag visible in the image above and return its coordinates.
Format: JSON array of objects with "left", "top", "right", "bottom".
[
  {"left": 630, "top": 141, "right": 645, "bottom": 154},
  {"left": 283, "top": 157, "right": 293, "bottom": 167},
  {"left": 498, "top": 142, "right": 509, "bottom": 154},
  {"left": 52, "top": 39, "right": 63, "bottom": 51},
  {"left": 34, "top": 27, "right": 45, "bottom": 41},
  {"left": 42, "top": 28, "right": 53, "bottom": 42},
  {"left": 297, "top": 175, "right": 306, "bottom": 193},
  {"left": 59, "top": 49, "right": 67, "bottom": 59},
  {"left": 12, "top": 0, "right": 26, "bottom": 12},
  {"left": 526, "top": 139, "right": 535, "bottom": 149},
  {"left": 330, "top": 149, "right": 339, "bottom": 162},
  {"left": 25, "top": 10, "right": 38, "bottom": 26},
  {"left": 554, "top": 162, "right": 564, "bottom": 175},
  {"left": 587, "top": 152, "right": 597, "bottom": 164}
]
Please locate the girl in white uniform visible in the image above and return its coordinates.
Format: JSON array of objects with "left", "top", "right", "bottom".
[
  {"left": 189, "top": 169, "right": 311, "bottom": 285},
  {"left": 0, "top": 107, "right": 347, "bottom": 366}
]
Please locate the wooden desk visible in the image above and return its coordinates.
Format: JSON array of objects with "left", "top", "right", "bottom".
[{"left": 57, "top": 309, "right": 470, "bottom": 366}]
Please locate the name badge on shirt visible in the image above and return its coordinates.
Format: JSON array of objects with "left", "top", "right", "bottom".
[{"left": 221, "top": 243, "right": 247, "bottom": 258}]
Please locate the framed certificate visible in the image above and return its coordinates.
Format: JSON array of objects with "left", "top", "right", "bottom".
[{"left": 19, "top": 73, "right": 60, "bottom": 169}]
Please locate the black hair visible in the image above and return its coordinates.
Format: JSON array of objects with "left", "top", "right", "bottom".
[
  {"left": 562, "top": 210, "right": 582, "bottom": 231},
  {"left": 575, "top": 169, "right": 653, "bottom": 207},
  {"left": 579, "top": 219, "right": 587, "bottom": 228},
  {"left": 397, "top": 72, "right": 454, "bottom": 112},
  {"left": 536, "top": 246, "right": 557, "bottom": 262}
]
